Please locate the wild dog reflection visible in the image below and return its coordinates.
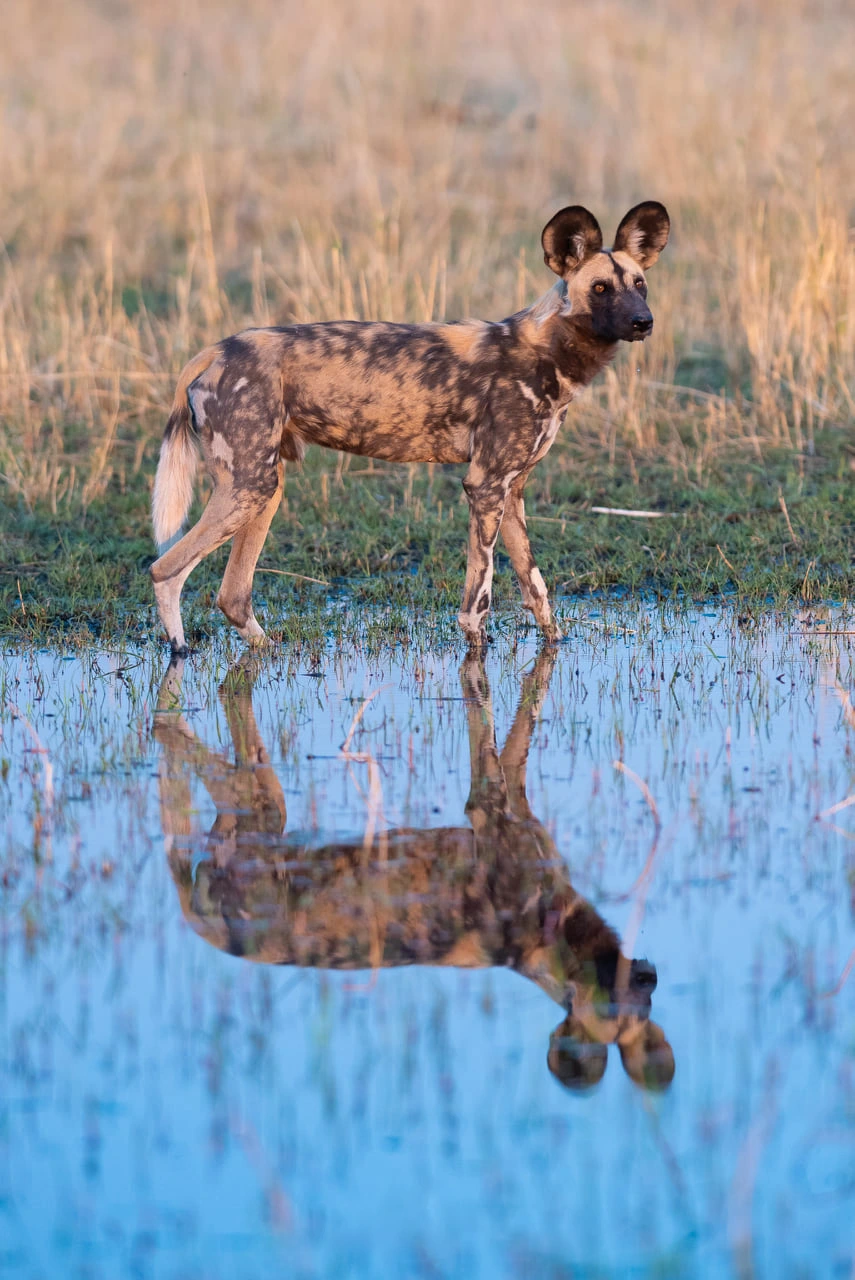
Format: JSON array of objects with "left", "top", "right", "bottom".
[{"left": 153, "top": 652, "right": 674, "bottom": 1092}]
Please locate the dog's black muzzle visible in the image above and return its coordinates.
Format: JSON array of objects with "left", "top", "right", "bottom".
[{"left": 631, "top": 313, "right": 654, "bottom": 339}]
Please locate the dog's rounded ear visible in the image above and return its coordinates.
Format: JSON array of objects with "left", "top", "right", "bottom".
[
  {"left": 541, "top": 206, "right": 603, "bottom": 277},
  {"left": 618, "top": 1020, "right": 675, "bottom": 1091},
  {"left": 612, "top": 201, "right": 670, "bottom": 269},
  {"left": 547, "top": 1015, "right": 608, "bottom": 1092}
]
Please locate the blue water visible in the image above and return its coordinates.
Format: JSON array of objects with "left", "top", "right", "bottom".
[{"left": 1, "top": 607, "right": 854, "bottom": 1278}]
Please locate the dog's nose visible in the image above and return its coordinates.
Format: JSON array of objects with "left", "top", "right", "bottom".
[
  {"left": 630, "top": 958, "right": 658, "bottom": 991},
  {"left": 632, "top": 314, "right": 653, "bottom": 335}
]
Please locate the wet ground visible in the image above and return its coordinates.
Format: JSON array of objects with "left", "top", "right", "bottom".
[{"left": 2, "top": 605, "right": 854, "bottom": 1279}]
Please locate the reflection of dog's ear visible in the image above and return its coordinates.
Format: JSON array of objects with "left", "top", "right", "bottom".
[
  {"left": 547, "top": 1016, "right": 608, "bottom": 1092},
  {"left": 618, "top": 1021, "right": 675, "bottom": 1092}
]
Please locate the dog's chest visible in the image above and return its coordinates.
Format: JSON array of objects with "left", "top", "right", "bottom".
[{"left": 516, "top": 375, "right": 576, "bottom": 463}]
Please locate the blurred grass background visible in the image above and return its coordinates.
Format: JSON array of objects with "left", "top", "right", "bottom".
[{"left": 1, "top": 0, "right": 854, "bottom": 640}]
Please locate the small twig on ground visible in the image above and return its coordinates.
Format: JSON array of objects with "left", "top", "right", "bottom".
[{"left": 590, "top": 506, "right": 675, "bottom": 518}]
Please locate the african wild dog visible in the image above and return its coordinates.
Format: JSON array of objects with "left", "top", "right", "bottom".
[
  {"left": 154, "top": 649, "right": 674, "bottom": 1092},
  {"left": 151, "top": 202, "right": 670, "bottom": 653}
]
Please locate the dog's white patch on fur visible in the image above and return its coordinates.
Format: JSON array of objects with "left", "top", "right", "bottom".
[
  {"left": 233, "top": 377, "right": 248, "bottom": 392},
  {"left": 188, "top": 387, "right": 218, "bottom": 428},
  {"left": 193, "top": 393, "right": 207, "bottom": 426},
  {"left": 571, "top": 231, "right": 589, "bottom": 262},
  {"left": 237, "top": 616, "right": 265, "bottom": 642},
  {"left": 620, "top": 227, "right": 647, "bottom": 264},
  {"left": 458, "top": 557, "right": 496, "bottom": 637},
  {"left": 211, "top": 434, "right": 234, "bottom": 468},
  {"left": 529, "top": 567, "right": 548, "bottom": 599},
  {"left": 531, "top": 407, "right": 566, "bottom": 463},
  {"left": 268, "top": 450, "right": 278, "bottom": 465},
  {"left": 531, "top": 280, "right": 571, "bottom": 326},
  {"left": 516, "top": 377, "right": 569, "bottom": 464},
  {"left": 517, "top": 381, "right": 541, "bottom": 412},
  {"left": 518, "top": 566, "right": 551, "bottom": 617}
]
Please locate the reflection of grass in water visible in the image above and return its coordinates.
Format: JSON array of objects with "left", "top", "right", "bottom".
[
  {"left": 0, "top": 608, "right": 844, "bottom": 973},
  {"left": 3, "top": 607, "right": 852, "bottom": 928}
]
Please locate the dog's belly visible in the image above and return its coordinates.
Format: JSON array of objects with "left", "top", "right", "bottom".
[
  {"left": 183, "top": 824, "right": 552, "bottom": 970},
  {"left": 288, "top": 401, "right": 473, "bottom": 464},
  {"left": 311, "top": 423, "right": 472, "bottom": 464}
]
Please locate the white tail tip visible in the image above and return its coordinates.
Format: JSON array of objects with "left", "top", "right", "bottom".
[{"left": 152, "top": 426, "right": 198, "bottom": 548}]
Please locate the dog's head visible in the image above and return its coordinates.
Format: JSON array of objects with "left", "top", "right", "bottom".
[
  {"left": 541, "top": 201, "right": 670, "bottom": 344},
  {"left": 548, "top": 1012, "right": 674, "bottom": 1092},
  {"left": 546, "top": 925, "right": 675, "bottom": 1093}
]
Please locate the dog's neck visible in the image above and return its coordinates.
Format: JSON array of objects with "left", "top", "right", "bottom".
[
  {"left": 508, "top": 285, "right": 619, "bottom": 391},
  {"left": 543, "top": 312, "right": 619, "bottom": 391}
]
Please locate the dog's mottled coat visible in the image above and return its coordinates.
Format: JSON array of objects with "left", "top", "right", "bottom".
[{"left": 151, "top": 202, "right": 670, "bottom": 652}]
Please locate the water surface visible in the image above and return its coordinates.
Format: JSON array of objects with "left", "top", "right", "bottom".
[{"left": 2, "top": 607, "right": 854, "bottom": 1278}]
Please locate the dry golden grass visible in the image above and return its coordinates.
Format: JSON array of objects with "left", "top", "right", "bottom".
[{"left": 0, "top": 0, "right": 853, "bottom": 510}]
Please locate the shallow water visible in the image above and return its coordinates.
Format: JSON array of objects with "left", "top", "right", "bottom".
[{"left": 2, "top": 607, "right": 854, "bottom": 1279}]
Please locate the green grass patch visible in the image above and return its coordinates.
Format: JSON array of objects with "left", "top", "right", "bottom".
[{"left": 2, "top": 428, "right": 853, "bottom": 649}]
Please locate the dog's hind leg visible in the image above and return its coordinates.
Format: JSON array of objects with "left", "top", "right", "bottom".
[
  {"left": 500, "top": 473, "right": 560, "bottom": 642},
  {"left": 216, "top": 462, "right": 284, "bottom": 644},
  {"left": 458, "top": 466, "right": 509, "bottom": 650},
  {"left": 151, "top": 483, "right": 266, "bottom": 655}
]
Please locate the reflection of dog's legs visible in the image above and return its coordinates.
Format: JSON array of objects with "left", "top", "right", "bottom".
[
  {"left": 153, "top": 657, "right": 201, "bottom": 848},
  {"left": 153, "top": 657, "right": 285, "bottom": 854},
  {"left": 500, "top": 646, "right": 557, "bottom": 821},
  {"left": 459, "top": 655, "right": 508, "bottom": 830},
  {"left": 216, "top": 662, "right": 286, "bottom": 832},
  {"left": 154, "top": 657, "right": 237, "bottom": 853},
  {"left": 153, "top": 657, "right": 228, "bottom": 771},
  {"left": 155, "top": 655, "right": 186, "bottom": 714},
  {"left": 217, "top": 659, "right": 262, "bottom": 763}
]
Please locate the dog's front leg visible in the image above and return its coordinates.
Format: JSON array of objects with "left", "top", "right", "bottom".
[
  {"left": 458, "top": 467, "right": 508, "bottom": 650},
  {"left": 501, "top": 473, "right": 561, "bottom": 642}
]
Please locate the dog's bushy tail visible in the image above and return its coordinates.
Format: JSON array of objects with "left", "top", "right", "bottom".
[{"left": 152, "top": 346, "right": 219, "bottom": 550}]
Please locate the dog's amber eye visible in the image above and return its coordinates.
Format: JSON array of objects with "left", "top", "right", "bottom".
[
  {"left": 634, "top": 278, "right": 645, "bottom": 289},
  {"left": 593, "top": 283, "right": 606, "bottom": 294}
]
